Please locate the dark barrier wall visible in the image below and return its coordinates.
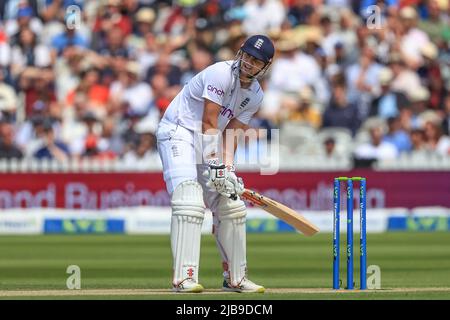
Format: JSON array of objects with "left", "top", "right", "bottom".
[{"left": 0, "top": 170, "right": 449, "bottom": 210}]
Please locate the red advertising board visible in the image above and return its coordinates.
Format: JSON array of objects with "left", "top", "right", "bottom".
[{"left": 0, "top": 170, "right": 449, "bottom": 210}]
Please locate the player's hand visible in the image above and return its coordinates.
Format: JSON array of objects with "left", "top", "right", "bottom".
[
  {"left": 204, "top": 163, "right": 234, "bottom": 198},
  {"left": 203, "top": 162, "right": 244, "bottom": 200},
  {"left": 225, "top": 165, "right": 244, "bottom": 197}
]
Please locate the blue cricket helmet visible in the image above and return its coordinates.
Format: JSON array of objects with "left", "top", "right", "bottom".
[{"left": 240, "top": 35, "right": 275, "bottom": 63}]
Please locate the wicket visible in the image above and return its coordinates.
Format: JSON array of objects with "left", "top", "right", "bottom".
[{"left": 333, "top": 177, "right": 367, "bottom": 290}]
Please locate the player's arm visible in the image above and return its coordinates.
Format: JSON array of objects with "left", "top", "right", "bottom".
[
  {"left": 223, "top": 118, "right": 248, "bottom": 167},
  {"left": 202, "top": 99, "right": 239, "bottom": 198},
  {"left": 201, "top": 99, "right": 222, "bottom": 161},
  {"left": 202, "top": 99, "right": 221, "bottom": 134}
]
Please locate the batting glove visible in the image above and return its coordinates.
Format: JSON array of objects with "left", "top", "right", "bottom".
[
  {"left": 225, "top": 165, "right": 244, "bottom": 197},
  {"left": 203, "top": 160, "right": 239, "bottom": 200}
]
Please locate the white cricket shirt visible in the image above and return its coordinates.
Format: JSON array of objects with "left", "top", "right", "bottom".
[{"left": 162, "top": 60, "right": 263, "bottom": 132}]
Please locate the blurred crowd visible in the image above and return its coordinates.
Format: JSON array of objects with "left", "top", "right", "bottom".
[{"left": 0, "top": 0, "right": 449, "bottom": 167}]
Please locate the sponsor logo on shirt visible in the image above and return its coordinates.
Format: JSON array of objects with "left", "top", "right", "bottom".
[
  {"left": 207, "top": 85, "right": 224, "bottom": 97},
  {"left": 171, "top": 144, "right": 180, "bottom": 157},
  {"left": 239, "top": 98, "right": 250, "bottom": 109},
  {"left": 220, "top": 106, "right": 234, "bottom": 119}
]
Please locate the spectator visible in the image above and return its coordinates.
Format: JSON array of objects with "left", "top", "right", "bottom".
[
  {"left": 422, "top": 113, "right": 450, "bottom": 156},
  {"left": 418, "top": 0, "right": 448, "bottom": 43},
  {"left": 10, "top": 27, "right": 51, "bottom": 78},
  {"left": 383, "top": 116, "right": 412, "bottom": 153},
  {"left": 40, "top": 0, "right": 82, "bottom": 23},
  {"left": 265, "top": 37, "right": 322, "bottom": 117},
  {"left": 418, "top": 42, "right": 445, "bottom": 110},
  {"left": 92, "top": 0, "right": 133, "bottom": 41},
  {"left": 16, "top": 115, "right": 46, "bottom": 157},
  {"left": 81, "top": 129, "right": 117, "bottom": 161},
  {"left": 389, "top": 52, "right": 422, "bottom": 98},
  {"left": 122, "top": 115, "right": 158, "bottom": 167},
  {"left": 5, "top": 5, "right": 43, "bottom": 46},
  {"left": 33, "top": 120, "right": 70, "bottom": 161},
  {"left": 0, "top": 75, "right": 18, "bottom": 119},
  {"left": 0, "top": 121, "right": 23, "bottom": 159},
  {"left": 148, "top": 73, "right": 171, "bottom": 115},
  {"left": 287, "top": 0, "right": 316, "bottom": 26},
  {"left": 399, "top": 6, "right": 431, "bottom": 69},
  {"left": 354, "top": 121, "right": 398, "bottom": 161},
  {"left": 17, "top": 67, "right": 57, "bottom": 118},
  {"left": 122, "top": 132, "right": 158, "bottom": 167},
  {"left": 135, "top": 32, "right": 160, "bottom": 80},
  {"left": 303, "top": 28, "right": 322, "bottom": 57},
  {"left": 53, "top": 45, "right": 85, "bottom": 102},
  {"left": 410, "top": 128, "right": 427, "bottom": 155},
  {"left": 242, "top": 0, "right": 285, "bottom": 35},
  {"left": 371, "top": 15, "right": 396, "bottom": 65},
  {"left": 369, "top": 67, "right": 409, "bottom": 119},
  {"left": 96, "top": 26, "right": 130, "bottom": 64},
  {"left": 61, "top": 92, "right": 91, "bottom": 150},
  {"left": 127, "top": 7, "right": 156, "bottom": 58},
  {"left": 110, "top": 61, "right": 153, "bottom": 115},
  {"left": 320, "top": 14, "right": 342, "bottom": 58},
  {"left": 98, "top": 116, "right": 123, "bottom": 157},
  {"left": 332, "top": 41, "right": 353, "bottom": 71},
  {"left": 408, "top": 86, "right": 431, "bottom": 129},
  {"left": 69, "top": 110, "right": 102, "bottom": 159},
  {"left": 346, "top": 44, "right": 382, "bottom": 119},
  {"left": 337, "top": 9, "right": 358, "bottom": 52},
  {"left": 51, "top": 19, "right": 88, "bottom": 57},
  {"left": 180, "top": 48, "right": 213, "bottom": 84},
  {"left": 442, "top": 94, "right": 450, "bottom": 136},
  {"left": 0, "top": 29, "right": 11, "bottom": 70},
  {"left": 120, "top": 109, "right": 145, "bottom": 154},
  {"left": 321, "top": 136, "right": 344, "bottom": 159},
  {"left": 146, "top": 53, "right": 182, "bottom": 87},
  {"left": 65, "top": 67, "right": 110, "bottom": 117},
  {"left": 279, "top": 86, "right": 322, "bottom": 129},
  {"left": 322, "top": 83, "right": 361, "bottom": 135},
  {"left": 359, "top": 0, "right": 399, "bottom": 20}
]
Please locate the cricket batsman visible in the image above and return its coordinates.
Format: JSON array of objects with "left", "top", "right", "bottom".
[{"left": 156, "top": 35, "right": 275, "bottom": 293}]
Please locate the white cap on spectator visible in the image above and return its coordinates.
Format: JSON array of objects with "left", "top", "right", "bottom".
[
  {"left": 420, "top": 42, "right": 438, "bottom": 60},
  {"left": 379, "top": 67, "right": 394, "bottom": 85},
  {"left": 136, "top": 8, "right": 155, "bottom": 24},
  {"left": 400, "top": 6, "right": 418, "bottom": 19},
  {"left": 107, "top": 0, "right": 121, "bottom": 6},
  {"left": 277, "top": 39, "right": 300, "bottom": 52},
  {"left": 126, "top": 61, "right": 140, "bottom": 76},
  {"left": 276, "top": 29, "right": 303, "bottom": 52},
  {"left": 305, "top": 27, "right": 323, "bottom": 45},
  {"left": 437, "top": 0, "right": 448, "bottom": 10},
  {"left": 419, "top": 110, "right": 441, "bottom": 126},
  {"left": 409, "top": 86, "right": 430, "bottom": 102},
  {"left": 0, "top": 85, "right": 17, "bottom": 111}
]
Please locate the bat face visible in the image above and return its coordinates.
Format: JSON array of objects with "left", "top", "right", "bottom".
[{"left": 241, "top": 189, "right": 319, "bottom": 236}]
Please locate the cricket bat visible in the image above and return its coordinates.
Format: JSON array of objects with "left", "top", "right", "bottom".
[{"left": 240, "top": 188, "right": 320, "bottom": 236}]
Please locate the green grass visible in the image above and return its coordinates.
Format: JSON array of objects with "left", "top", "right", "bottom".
[{"left": 0, "top": 232, "right": 450, "bottom": 299}]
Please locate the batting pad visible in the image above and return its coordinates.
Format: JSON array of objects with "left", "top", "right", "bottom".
[
  {"left": 215, "top": 196, "right": 247, "bottom": 287},
  {"left": 171, "top": 180, "right": 206, "bottom": 285}
]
